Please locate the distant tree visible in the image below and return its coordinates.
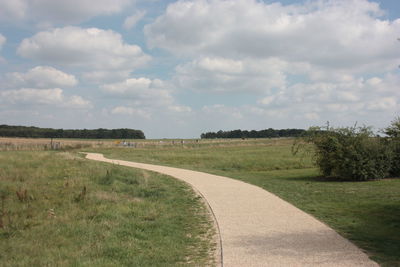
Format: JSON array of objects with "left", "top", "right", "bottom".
[
  {"left": 200, "top": 128, "right": 306, "bottom": 139},
  {"left": 384, "top": 116, "right": 400, "bottom": 138},
  {"left": 0, "top": 125, "right": 145, "bottom": 139},
  {"left": 384, "top": 117, "right": 400, "bottom": 176}
]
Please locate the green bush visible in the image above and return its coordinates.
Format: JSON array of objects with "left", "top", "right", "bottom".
[
  {"left": 296, "top": 126, "right": 394, "bottom": 181},
  {"left": 384, "top": 117, "right": 400, "bottom": 177},
  {"left": 389, "top": 141, "right": 400, "bottom": 177}
]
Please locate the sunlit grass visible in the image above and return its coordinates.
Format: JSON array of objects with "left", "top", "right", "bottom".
[{"left": 0, "top": 151, "right": 215, "bottom": 266}]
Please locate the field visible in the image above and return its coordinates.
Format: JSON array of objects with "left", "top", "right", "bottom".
[
  {"left": 0, "top": 137, "right": 243, "bottom": 151},
  {"left": 1, "top": 137, "right": 399, "bottom": 266},
  {"left": 0, "top": 150, "right": 216, "bottom": 266},
  {"left": 88, "top": 138, "right": 400, "bottom": 267}
]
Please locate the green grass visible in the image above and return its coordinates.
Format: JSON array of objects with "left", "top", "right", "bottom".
[
  {"left": 0, "top": 151, "right": 216, "bottom": 266},
  {"left": 88, "top": 138, "right": 400, "bottom": 266}
]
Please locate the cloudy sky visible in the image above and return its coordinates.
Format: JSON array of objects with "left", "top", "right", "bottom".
[{"left": 0, "top": 0, "right": 399, "bottom": 138}]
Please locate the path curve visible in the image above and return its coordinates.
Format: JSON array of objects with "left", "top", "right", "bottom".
[{"left": 84, "top": 153, "right": 377, "bottom": 267}]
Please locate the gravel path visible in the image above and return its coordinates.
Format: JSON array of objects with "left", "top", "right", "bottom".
[{"left": 84, "top": 153, "right": 378, "bottom": 267}]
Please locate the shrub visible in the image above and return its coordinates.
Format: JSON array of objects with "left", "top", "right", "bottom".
[
  {"left": 295, "top": 125, "right": 393, "bottom": 181},
  {"left": 384, "top": 117, "right": 400, "bottom": 177}
]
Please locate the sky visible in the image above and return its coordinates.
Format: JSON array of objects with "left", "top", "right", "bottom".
[{"left": 0, "top": 0, "right": 399, "bottom": 139}]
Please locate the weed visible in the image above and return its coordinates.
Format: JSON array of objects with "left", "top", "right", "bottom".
[
  {"left": 16, "top": 189, "right": 28, "bottom": 202},
  {"left": 74, "top": 186, "right": 87, "bottom": 202}
]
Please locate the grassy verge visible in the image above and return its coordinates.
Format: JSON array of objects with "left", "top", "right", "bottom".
[
  {"left": 0, "top": 151, "right": 215, "bottom": 266},
  {"left": 90, "top": 138, "right": 400, "bottom": 266}
]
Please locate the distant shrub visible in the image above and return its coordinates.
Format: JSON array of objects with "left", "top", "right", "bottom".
[
  {"left": 295, "top": 125, "right": 393, "bottom": 181},
  {"left": 384, "top": 117, "right": 400, "bottom": 177},
  {"left": 388, "top": 141, "right": 400, "bottom": 177}
]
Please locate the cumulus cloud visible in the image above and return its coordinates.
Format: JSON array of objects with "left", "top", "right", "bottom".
[
  {"left": 257, "top": 74, "right": 399, "bottom": 118},
  {"left": 168, "top": 105, "right": 192, "bottom": 113},
  {"left": 0, "top": 88, "right": 92, "bottom": 108},
  {"left": 103, "top": 77, "right": 192, "bottom": 116},
  {"left": 82, "top": 70, "right": 132, "bottom": 83},
  {"left": 4, "top": 66, "right": 78, "bottom": 88},
  {"left": 0, "top": 33, "right": 5, "bottom": 62},
  {"left": 146, "top": 0, "right": 400, "bottom": 72},
  {"left": 0, "top": 0, "right": 27, "bottom": 21},
  {"left": 111, "top": 106, "right": 150, "bottom": 118},
  {"left": 65, "top": 95, "right": 93, "bottom": 109},
  {"left": 174, "top": 57, "right": 287, "bottom": 93},
  {"left": 123, "top": 10, "right": 146, "bottom": 30},
  {"left": 1, "top": 88, "right": 63, "bottom": 105},
  {"left": 146, "top": 0, "right": 399, "bottom": 131},
  {"left": 0, "top": 0, "right": 132, "bottom": 25},
  {"left": 0, "top": 34, "right": 6, "bottom": 48},
  {"left": 102, "top": 77, "right": 173, "bottom": 106},
  {"left": 202, "top": 104, "right": 243, "bottom": 120},
  {"left": 17, "top": 27, "right": 150, "bottom": 79}
]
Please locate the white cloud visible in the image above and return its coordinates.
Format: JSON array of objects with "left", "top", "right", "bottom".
[
  {"left": 111, "top": 106, "right": 150, "bottom": 118},
  {"left": 0, "top": 33, "right": 5, "bottom": 62},
  {"left": 197, "top": 57, "right": 243, "bottom": 74},
  {"left": 123, "top": 10, "right": 146, "bottom": 30},
  {"left": 102, "top": 77, "right": 173, "bottom": 106},
  {"left": 0, "top": 0, "right": 27, "bottom": 21},
  {"left": 17, "top": 27, "right": 150, "bottom": 78},
  {"left": 0, "top": 88, "right": 91, "bottom": 108},
  {"left": 367, "top": 97, "right": 397, "bottom": 111},
  {"left": 168, "top": 105, "right": 192, "bottom": 113},
  {"left": 146, "top": 0, "right": 400, "bottom": 72},
  {"left": 0, "top": 0, "right": 132, "bottom": 25},
  {"left": 259, "top": 96, "right": 275, "bottom": 106},
  {"left": 103, "top": 77, "right": 192, "bottom": 117},
  {"left": 0, "top": 34, "right": 6, "bottom": 48},
  {"left": 82, "top": 70, "right": 131, "bottom": 83},
  {"left": 256, "top": 74, "right": 399, "bottom": 119},
  {"left": 66, "top": 95, "right": 93, "bottom": 109},
  {"left": 202, "top": 104, "right": 243, "bottom": 120},
  {"left": 5, "top": 66, "right": 78, "bottom": 88},
  {"left": 304, "top": 112, "right": 320, "bottom": 121},
  {"left": 1, "top": 88, "right": 63, "bottom": 105},
  {"left": 174, "top": 57, "right": 287, "bottom": 93}
]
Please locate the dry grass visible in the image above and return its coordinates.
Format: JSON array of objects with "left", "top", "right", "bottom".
[
  {"left": 0, "top": 136, "right": 291, "bottom": 151},
  {"left": 0, "top": 137, "right": 112, "bottom": 151}
]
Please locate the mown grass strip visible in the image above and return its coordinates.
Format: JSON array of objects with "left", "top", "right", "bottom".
[{"left": 0, "top": 151, "right": 215, "bottom": 266}]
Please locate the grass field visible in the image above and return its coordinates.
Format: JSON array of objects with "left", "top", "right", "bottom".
[
  {"left": 0, "top": 136, "right": 246, "bottom": 151},
  {"left": 0, "top": 151, "right": 216, "bottom": 266},
  {"left": 89, "top": 138, "right": 400, "bottom": 267}
]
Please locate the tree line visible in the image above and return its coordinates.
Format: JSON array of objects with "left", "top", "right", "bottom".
[
  {"left": 200, "top": 128, "right": 306, "bottom": 139},
  {"left": 0, "top": 125, "right": 146, "bottom": 139}
]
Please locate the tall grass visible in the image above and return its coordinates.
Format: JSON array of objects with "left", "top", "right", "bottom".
[
  {"left": 0, "top": 151, "right": 216, "bottom": 266},
  {"left": 0, "top": 136, "right": 264, "bottom": 151}
]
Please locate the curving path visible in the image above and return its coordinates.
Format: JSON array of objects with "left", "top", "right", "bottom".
[{"left": 84, "top": 153, "right": 377, "bottom": 267}]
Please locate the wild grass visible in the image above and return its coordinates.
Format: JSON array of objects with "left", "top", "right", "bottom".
[
  {"left": 0, "top": 151, "right": 215, "bottom": 266},
  {"left": 0, "top": 136, "right": 254, "bottom": 151},
  {"left": 91, "top": 138, "right": 400, "bottom": 266}
]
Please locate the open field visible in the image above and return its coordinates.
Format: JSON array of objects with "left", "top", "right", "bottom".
[
  {"left": 87, "top": 138, "right": 400, "bottom": 266},
  {"left": 0, "top": 151, "right": 216, "bottom": 266},
  {"left": 0, "top": 137, "right": 262, "bottom": 151}
]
